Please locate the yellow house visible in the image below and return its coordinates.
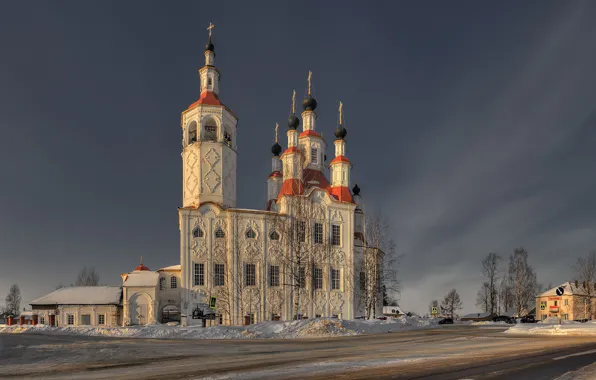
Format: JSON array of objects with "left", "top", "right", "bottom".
[{"left": 536, "top": 282, "right": 596, "bottom": 321}]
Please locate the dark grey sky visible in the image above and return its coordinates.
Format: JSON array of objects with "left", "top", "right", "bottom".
[{"left": 1, "top": 1, "right": 595, "bottom": 315}]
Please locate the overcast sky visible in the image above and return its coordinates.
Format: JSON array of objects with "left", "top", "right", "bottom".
[{"left": 1, "top": 1, "right": 595, "bottom": 315}]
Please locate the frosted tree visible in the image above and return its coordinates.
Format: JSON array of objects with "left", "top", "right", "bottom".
[
  {"left": 573, "top": 251, "right": 596, "bottom": 320},
  {"left": 441, "top": 288, "right": 463, "bottom": 318},
  {"left": 75, "top": 266, "right": 100, "bottom": 286},
  {"left": 507, "top": 248, "right": 537, "bottom": 316},
  {"left": 5, "top": 284, "right": 21, "bottom": 315}
]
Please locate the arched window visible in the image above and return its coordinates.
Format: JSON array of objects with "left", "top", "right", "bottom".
[
  {"left": 215, "top": 227, "right": 225, "bottom": 239},
  {"left": 246, "top": 228, "right": 256, "bottom": 239},
  {"left": 204, "top": 118, "right": 218, "bottom": 142},
  {"left": 192, "top": 227, "right": 204, "bottom": 239},
  {"left": 188, "top": 121, "right": 197, "bottom": 144},
  {"left": 269, "top": 231, "right": 280, "bottom": 241}
]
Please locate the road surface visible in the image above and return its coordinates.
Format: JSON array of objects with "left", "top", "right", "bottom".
[{"left": 1, "top": 325, "right": 595, "bottom": 379}]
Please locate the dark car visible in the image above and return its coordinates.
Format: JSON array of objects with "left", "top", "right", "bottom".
[
  {"left": 520, "top": 316, "right": 536, "bottom": 323},
  {"left": 492, "top": 315, "right": 514, "bottom": 324},
  {"left": 438, "top": 318, "right": 454, "bottom": 325}
]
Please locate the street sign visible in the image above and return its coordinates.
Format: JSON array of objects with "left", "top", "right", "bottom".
[
  {"left": 556, "top": 287, "right": 565, "bottom": 296},
  {"left": 431, "top": 307, "right": 438, "bottom": 314},
  {"left": 210, "top": 296, "right": 216, "bottom": 309},
  {"left": 540, "top": 304, "right": 546, "bottom": 311}
]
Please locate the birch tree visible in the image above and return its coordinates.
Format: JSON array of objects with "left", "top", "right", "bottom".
[
  {"left": 481, "top": 253, "right": 501, "bottom": 314},
  {"left": 573, "top": 251, "right": 596, "bottom": 320},
  {"left": 5, "top": 284, "right": 21, "bottom": 316},
  {"left": 441, "top": 288, "right": 463, "bottom": 319},
  {"left": 507, "top": 248, "right": 537, "bottom": 316}
]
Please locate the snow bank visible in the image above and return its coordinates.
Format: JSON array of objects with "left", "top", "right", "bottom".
[
  {"left": 505, "top": 320, "right": 596, "bottom": 336},
  {"left": 471, "top": 321, "right": 508, "bottom": 326},
  {"left": 0, "top": 316, "right": 439, "bottom": 340}
]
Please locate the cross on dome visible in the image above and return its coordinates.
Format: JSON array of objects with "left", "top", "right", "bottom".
[
  {"left": 207, "top": 22, "right": 215, "bottom": 37},
  {"left": 307, "top": 71, "right": 312, "bottom": 95}
]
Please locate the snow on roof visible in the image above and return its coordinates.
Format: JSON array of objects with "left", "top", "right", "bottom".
[
  {"left": 462, "top": 312, "right": 493, "bottom": 319},
  {"left": 157, "top": 265, "right": 181, "bottom": 272},
  {"left": 30, "top": 286, "right": 122, "bottom": 306},
  {"left": 538, "top": 282, "right": 591, "bottom": 297},
  {"left": 123, "top": 271, "right": 159, "bottom": 287}
]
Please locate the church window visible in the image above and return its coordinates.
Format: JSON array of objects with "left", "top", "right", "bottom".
[
  {"left": 40, "top": 316, "right": 45, "bottom": 324},
  {"left": 311, "top": 148, "right": 318, "bottom": 164},
  {"left": 246, "top": 228, "right": 256, "bottom": 239},
  {"left": 215, "top": 227, "right": 225, "bottom": 239},
  {"left": 159, "top": 277, "right": 166, "bottom": 290},
  {"left": 194, "top": 263, "right": 204, "bottom": 286},
  {"left": 269, "top": 265, "right": 280, "bottom": 287},
  {"left": 170, "top": 276, "right": 178, "bottom": 289},
  {"left": 314, "top": 268, "right": 323, "bottom": 289},
  {"left": 192, "top": 227, "right": 204, "bottom": 239},
  {"left": 204, "top": 125, "right": 217, "bottom": 142},
  {"left": 188, "top": 121, "right": 197, "bottom": 144},
  {"left": 314, "top": 223, "right": 323, "bottom": 244},
  {"left": 331, "top": 224, "right": 341, "bottom": 246},
  {"left": 298, "top": 266, "right": 306, "bottom": 288},
  {"left": 245, "top": 263, "right": 256, "bottom": 286},
  {"left": 67, "top": 314, "right": 74, "bottom": 325},
  {"left": 331, "top": 268, "right": 341, "bottom": 290},
  {"left": 98, "top": 314, "right": 105, "bottom": 325},
  {"left": 214, "top": 264, "right": 225, "bottom": 286},
  {"left": 294, "top": 220, "right": 306, "bottom": 243},
  {"left": 207, "top": 77, "right": 213, "bottom": 90},
  {"left": 269, "top": 231, "right": 280, "bottom": 241}
]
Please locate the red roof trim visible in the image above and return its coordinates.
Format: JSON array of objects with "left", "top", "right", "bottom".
[
  {"left": 299, "top": 130, "right": 322, "bottom": 138},
  {"left": 329, "top": 186, "right": 354, "bottom": 203},
  {"left": 187, "top": 91, "right": 222, "bottom": 109},
  {"left": 330, "top": 155, "right": 351, "bottom": 165},
  {"left": 134, "top": 264, "right": 151, "bottom": 272},
  {"left": 280, "top": 147, "right": 301, "bottom": 157},
  {"left": 277, "top": 179, "right": 304, "bottom": 199}
]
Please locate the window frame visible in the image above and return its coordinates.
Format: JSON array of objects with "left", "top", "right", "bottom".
[
  {"left": 159, "top": 277, "right": 166, "bottom": 291},
  {"left": 331, "top": 268, "right": 341, "bottom": 290},
  {"left": 194, "top": 263, "right": 205, "bottom": 286},
  {"left": 67, "top": 314, "right": 74, "bottom": 325},
  {"left": 331, "top": 224, "right": 341, "bottom": 246},
  {"left": 192, "top": 227, "right": 204, "bottom": 239},
  {"left": 98, "top": 314, "right": 105, "bottom": 325},
  {"left": 269, "top": 231, "right": 280, "bottom": 241},
  {"left": 215, "top": 227, "right": 225, "bottom": 239},
  {"left": 214, "top": 263, "right": 225, "bottom": 286},
  {"left": 170, "top": 276, "right": 178, "bottom": 289},
  {"left": 269, "top": 265, "right": 280, "bottom": 287},
  {"left": 246, "top": 228, "right": 256, "bottom": 239},
  {"left": 314, "top": 222, "right": 324, "bottom": 244},
  {"left": 314, "top": 267, "right": 323, "bottom": 289},
  {"left": 311, "top": 148, "right": 318, "bottom": 164},
  {"left": 245, "top": 263, "right": 256, "bottom": 287}
]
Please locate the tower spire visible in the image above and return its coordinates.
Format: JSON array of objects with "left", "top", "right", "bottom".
[
  {"left": 329, "top": 100, "right": 352, "bottom": 202},
  {"left": 307, "top": 71, "right": 312, "bottom": 95},
  {"left": 288, "top": 89, "right": 299, "bottom": 130},
  {"left": 275, "top": 122, "right": 279, "bottom": 143},
  {"left": 205, "top": 22, "right": 215, "bottom": 53}
]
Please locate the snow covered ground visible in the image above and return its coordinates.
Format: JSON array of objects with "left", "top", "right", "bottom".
[
  {"left": 0, "top": 316, "right": 441, "bottom": 340},
  {"left": 505, "top": 317, "right": 596, "bottom": 336}
]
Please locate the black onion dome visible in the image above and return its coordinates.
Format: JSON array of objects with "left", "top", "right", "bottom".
[
  {"left": 271, "top": 142, "right": 282, "bottom": 156},
  {"left": 352, "top": 184, "right": 360, "bottom": 196},
  {"left": 288, "top": 113, "right": 299, "bottom": 130},
  {"left": 335, "top": 124, "right": 347, "bottom": 139},
  {"left": 302, "top": 94, "right": 317, "bottom": 111},
  {"left": 205, "top": 35, "right": 215, "bottom": 52}
]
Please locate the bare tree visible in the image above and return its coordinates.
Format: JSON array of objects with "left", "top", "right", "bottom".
[
  {"left": 5, "top": 284, "right": 21, "bottom": 315},
  {"left": 573, "top": 251, "right": 596, "bottom": 320},
  {"left": 507, "top": 248, "right": 537, "bottom": 316},
  {"left": 481, "top": 253, "right": 501, "bottom": 314},
  {"left": 476, "top": 282, "right": 490, "bottom": 313},
  {"left": 271, "top": 196, "right": 331, "bottom": 320},
  {"left": 441, "top": 288, "right": 463, "bottom": 319},
  {"left": 75, "top": 266, "right": 100, "bottom": 286},
  {"left": 499, "top": 277, "right": 514, "bottom": 314}
]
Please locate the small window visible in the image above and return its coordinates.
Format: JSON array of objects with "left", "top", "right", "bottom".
[
  {"left": 40, "top": 316, "right": 45, "bottom": 324},
  {"left": 250, "top": 313, "right": 256, "bottom": 324},
  {"left": 314, "top": 223, "right": 323, "bottom": 244},
  {"left": 245, "top": 263, "right": 256, "bottom": 286},
  {"left": 194, "top": 263, "right": 204, "bottom": 286},
  {"left": 171, "top": 276, "right": 178, "bottom": 289},
  {"left": 215, "top": 227, "right": 225, "bottom": 239},
  {"left": 315, "top": 314, "right": 321, "bottom": 318},
  {"left": 98, "top": 314, "right": 105, "bottom": 325},
  {"left": 314, "top": 267, "right": 323, "bottom": 289},
  {"left": 269, "top": 231, "right": 280, "bottom": 241},
  {"left": 269, "top": 265, "right": 280, "bottom": 287},
  {"left": 246, "top": 228, "right": 256, "bottom": 239},
  {"left": 204, "top": 124, "right": 217, "bottom": 142},
  {"left": 554, "top": 300, "right": 558, "bottom": 307},
  {"left": 311, "top": 148, "right": 318, "bottom": 164},
  {"left": 214, "top": 264, "right": 225, "bottom": 286},
  {"left": 160, "top": 277, "right": 166, "bottom": 290},
  {"left": 331, "top": 224, "right": 341, "bottom": 246},
  {"left": 207, "top": 77, "right": 213, "bottom": 89},
  {"left": 67, "top": 314, "right": 74, "bottom": 325},
  {"left": 331, "top": 268, "right": 341, "bottom": 290},
  {"left": 193, "top": 227, "right": 204, "bottom": 238},
  {"left": 299, "top": 266, "right": 306, "bottom": 288}
]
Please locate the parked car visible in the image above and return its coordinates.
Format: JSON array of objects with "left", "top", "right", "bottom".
[
  {"left": 520, "top": 316, "right": 536, "bottom": 323},
  {"left": 492, "top": 315, "right": 514, "bottom": 324},
  {"left": 438, "top": 318, "right": 454, "bottom": 325}
]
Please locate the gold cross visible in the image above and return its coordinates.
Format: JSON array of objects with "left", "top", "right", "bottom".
[
  {"left": 291, "top": 89, "right": 296, "bottom": 114},
  {"left": 339, "top": 101, "right": 343, "bottom": 124},
  {"left": 275, "top": 123, "right": 279, "bottom": 143},
  {"left": 207, "top": 22, "right": 215, "bottom": 37},
  {"left": 307, "top": 71, "right": 312, "bottom": 95}
]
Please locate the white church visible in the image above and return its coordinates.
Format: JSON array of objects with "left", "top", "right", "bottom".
[{"left": 29, "top": 26, "right": 382, "bottom": 327}]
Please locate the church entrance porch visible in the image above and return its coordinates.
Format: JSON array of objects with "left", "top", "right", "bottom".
[{"left": 129, "top": 293, "right": 152, "bottom": 325}]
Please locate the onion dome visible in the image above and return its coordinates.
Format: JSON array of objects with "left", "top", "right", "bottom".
[
  {"left": 302, "top": 94, "right": 318, "bottom": 111},
  {"left": 205, "top": 35, "right": 215, "bottom": 53},
  {"left": 335, "top": 124, "right": 347, "bottom": 139},
  {"left": 271, "top": 142, "right": 282, "bottom": 156},
  {"left": 352, "top": 184, "right": 360, "bottom": 196},
  {"left": 134, "top": 263, "right": 150, "bottom": 271},
  {"left": 288, "top": 113, "right": 300, "bottom": 130}
]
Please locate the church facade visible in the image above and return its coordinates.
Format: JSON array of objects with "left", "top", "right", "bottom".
[{"left": 175, "top": 28, "right": 380, "bottom": 326}]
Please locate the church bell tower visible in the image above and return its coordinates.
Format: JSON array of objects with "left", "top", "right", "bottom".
[{"left": 180, "top": 24, "right": 238, "bottom": 208}]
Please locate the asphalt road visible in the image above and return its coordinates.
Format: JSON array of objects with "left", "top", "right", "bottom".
[{"left": 1, "top": 325, "right": 595, "bottom": 379}]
